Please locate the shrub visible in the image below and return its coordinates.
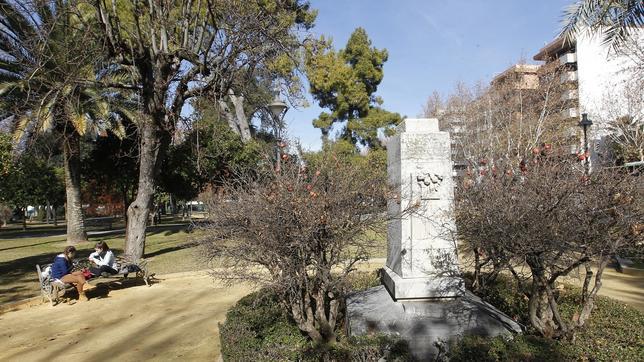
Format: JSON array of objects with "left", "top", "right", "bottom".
[
  {"left": 200, "top": 151, "right": 414, "bottom": 344},
  {"left": 448, "top": 335, "right": 562, "bottom": 362},
  {"left": 457, "top": 157, "right": 643, "bottom": 337},
  {"left": 345, "top": 269, "right": 382, "bottom": 292},
  {"left": 452, "top": 275, "right": 644, "bottom": 361},
  {"left": 219, "top": 290, "right": 307, "bottom": 361},
  {"left": 220, "top": 288, "right": 412, "bottom": 361}
]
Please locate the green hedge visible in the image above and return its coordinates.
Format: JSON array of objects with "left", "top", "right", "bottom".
[
  {"left": 450, "top": 274, "right": 644, "bottom": 361},
  {"left": 219, "top": 271, "right": 412, "bottom": 361},
  {"left": 221, "top": 271, "right": 643, "bottom": 361},
  {"left": 219, "top": 290, "right": 307, "bottom": 361}
]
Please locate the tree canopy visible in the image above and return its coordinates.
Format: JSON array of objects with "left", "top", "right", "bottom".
[{"left": 306, "top": 27, "right": 400, "bottom": 148}]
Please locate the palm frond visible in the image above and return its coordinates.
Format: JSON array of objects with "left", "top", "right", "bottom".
[
  {"left": 0, "top": 79, "right": 17, "bottom": 95},
  {"left": 110, "top": 116, "right": 127, "bottom": 139},
  {"left": 11, "top": 114, "right": 29, "bottom": 142},
  {"left": 561, "top": 0, "right": 644, "bottom": 50},
  {"left": 65, "top": 101, "right": 87, "bottom": 135},
  {"left": 0, "top": 0, "right": 37, "bottom": 43},
  {"left": 37, "top": 96, "right": 56, "bottom": 132}
]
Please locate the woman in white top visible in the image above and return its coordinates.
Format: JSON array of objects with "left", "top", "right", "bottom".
[{"left": 88, "top": 241, "right": 118, "bottom": 276}]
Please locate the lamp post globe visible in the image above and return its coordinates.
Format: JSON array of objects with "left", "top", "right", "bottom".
[
  {"left": 267, "top": 95, "right": 288, "bottom": 171},
  {"left": 268, "top": 97, "right": 288, "bottom": 122}
]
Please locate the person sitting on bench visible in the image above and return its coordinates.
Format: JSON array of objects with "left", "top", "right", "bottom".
[
  {"left": 51, "top": 246, "right": 95, "bottom": 301},
  {"left": 88, "top": 241, "right": 118, "bottom": 277}
]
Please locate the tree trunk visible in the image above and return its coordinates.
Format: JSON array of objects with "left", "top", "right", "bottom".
[
  {"left": 169, "top": 194, "right": 176, "bottom": 215},
  {"left": 53, "top": 206, "right": 57, "bottom": 226},
  {"left": 124, "top": 122, "right": 166, "bottom": 260},
  {"left": 63, "top": 132, "right": 88, "bottom": 244},
  {"left": 121, "top": 186, "right": 129, "bottom": 220},
  {"left": 229, "top": 91, "right": 252, "bottom": 142},
  {"left": 45, "top": 201, "right": 52, "bottom": 224},
  {"left": 219, "top": 100, "right": 242, "bottom": 136},
  {"left": 578, "top": 257, "right": 609, "bottom": 327},
  {"left": 22, "top": 207, "right": 26, "bottom": 230}
]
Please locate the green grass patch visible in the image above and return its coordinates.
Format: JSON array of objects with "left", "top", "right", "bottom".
[{"left": 0, "top": 221, "right": 198, "bottom": 304}]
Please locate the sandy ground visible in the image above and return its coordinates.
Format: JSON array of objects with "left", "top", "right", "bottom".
[
  {"left": 0, "top": 271, "right": 252, "bottom": 362},
  {"left": 0, "top": 261, "right": 641, "bottom": 362},
  {"left": 562, "top": 267, "right": 644, "bottom": 311}
]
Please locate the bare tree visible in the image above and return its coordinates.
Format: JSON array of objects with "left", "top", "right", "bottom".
[
  {"left": 602, "top": 37, "right": 644, "bottom": 163},
  {"left": 198, "top": 152, "right": 412, "bottom": 345},
  {"left": 456, "top": 154, "right": 643, "bottom": 338},
  {"left": 426, "top": 62, "right": 576, "bottom": 182},
  {"left": 88, "top": 0, "right": 315, "bottom": 259}
]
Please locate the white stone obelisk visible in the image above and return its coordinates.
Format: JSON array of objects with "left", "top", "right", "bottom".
[{"left": 382, "top": 118, "right": 464, "bottom": 300}]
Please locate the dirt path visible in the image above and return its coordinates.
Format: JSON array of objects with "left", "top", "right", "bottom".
[
  {"left": 0, "top": 271, "right": 251, "bottom": 362},
  {"left": 562, "top": 267, "right": 644, "bottom": 311},
  {"left": 0, "top": 262, "right": 641, "bottom": 362}
]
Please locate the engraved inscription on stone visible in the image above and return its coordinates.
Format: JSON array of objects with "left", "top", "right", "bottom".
[
  {"left": 417, "top": 173, "right": 443, "bottom": 200},
  {"left": 402, "top": 135, "right": 450, "bottom": 160}
]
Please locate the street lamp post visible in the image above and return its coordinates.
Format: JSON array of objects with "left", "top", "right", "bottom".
[
  {"left": 267, "top": 94, "right": 288, "bottom": 171},
  {"left": 579, "top": 113, "right": 593, "bottom": 175}
]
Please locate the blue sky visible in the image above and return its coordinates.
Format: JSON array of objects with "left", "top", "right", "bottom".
[{"left": 284, "top": 0, "right": 572, "bottom": 151}]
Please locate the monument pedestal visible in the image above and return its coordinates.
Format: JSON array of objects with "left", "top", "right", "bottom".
[
  {"left": 346, "top": 119, "right": 522, "bottom": 359},
  {"left": 381, "top": 266, "right": 464, "bottom": 300},
  {"left": 347, "top": 286, "right": 523, "bottom": 359}
]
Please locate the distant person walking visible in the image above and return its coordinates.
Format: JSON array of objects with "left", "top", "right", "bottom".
[
  {"left": 51, "top": 246, "right": 95, "bottom": 301},
  {"left": 88, "top": 241, "right": 118, "bottom": 277}
]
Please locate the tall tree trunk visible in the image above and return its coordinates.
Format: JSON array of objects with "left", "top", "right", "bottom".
[
  {"left": 121, "top": 186, "right": 129, "bottom": 220},
  {"left": 63, "top": 132, "right": 87, "bottom": 244},
  {"left": 229, "top": 91, "right": 251, "bottom": 142},
  {"left": 124, "top": 122, "right": 166, "bottom": 260},
  {"left": 219, "top": 100, "right": 241, "bottom": 136},
  {"left": 22, "top": 206, "right": 26, "bottom": 231},
  {"left": 45, "top": 200, "right": 52, "bottom": 224},
  {"left": 219, "top": 91, "right": 251, "bottom": 142}
]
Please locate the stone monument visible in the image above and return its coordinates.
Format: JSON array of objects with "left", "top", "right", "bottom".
[
  {"left": 382, "top": 118, "right": 463, "bottom": 299},
  {"left": 347, "top": 119, "right": 521, "bottom": 359}
]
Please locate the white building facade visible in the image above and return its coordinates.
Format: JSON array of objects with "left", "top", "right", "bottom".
[{"left": 534, "top": 29, "right": 643, "bottom": 164}]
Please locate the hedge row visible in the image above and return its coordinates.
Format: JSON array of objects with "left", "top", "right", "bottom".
[{"left": 220, "top": 271, "right": 644, "bottom": 361}]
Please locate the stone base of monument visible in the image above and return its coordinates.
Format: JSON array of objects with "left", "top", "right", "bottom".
[
  {"left": 381, "top": 266, "right": 465, "bottom": 299},
  {"left": 346, "top": 285, "right": 523, "bottom": 360}
]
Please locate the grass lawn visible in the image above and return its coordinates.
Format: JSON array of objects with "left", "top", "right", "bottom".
[
  {"left": 0, "top": 218, "right": 389, "bottom": 306},
  {"left": 0, "top": 219, "right": 199, "bottom": 304}
]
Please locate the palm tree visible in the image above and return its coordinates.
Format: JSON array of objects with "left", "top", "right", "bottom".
[
  {"left": 0, "top": 0, "right": 135, "bottom": 243},
  {"left": 561, "top": 0, "right": 644, "bottom": 50}
]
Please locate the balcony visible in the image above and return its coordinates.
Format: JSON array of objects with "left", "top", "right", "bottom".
[
  {"left": 559, "top": 52, "right": 577, "bottom": 65},
  {"left": 560, "top": 71, "right": 578, "bottom": 83},
  {"left": 561, "top": 89, "right": 578, "bottom": 101}
]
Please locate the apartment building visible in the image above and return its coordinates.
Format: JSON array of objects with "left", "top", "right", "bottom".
[
  {"left": 490, "top": 64, "right": 541, "bottom": 91},
  {"left": 533, "top": 30, "right": 643, "bottom": 162}
]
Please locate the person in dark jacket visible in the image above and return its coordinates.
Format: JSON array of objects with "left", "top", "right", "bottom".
[{"left": 51, "top": 246, "right": 95, "bottom": 301}]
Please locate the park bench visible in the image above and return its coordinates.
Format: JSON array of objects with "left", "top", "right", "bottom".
[{"left": 36, "top": 255, "right": 151, "bottom": 306}]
